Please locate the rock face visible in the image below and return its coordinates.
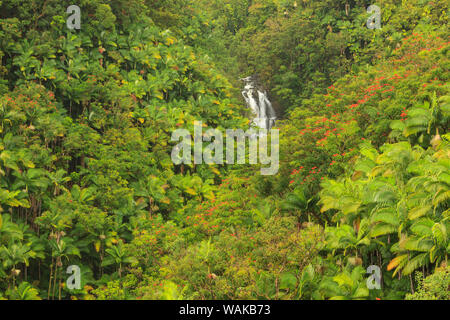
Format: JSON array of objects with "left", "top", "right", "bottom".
[{"left": 241, "top": 76, "right": 276, "bottom": 130}]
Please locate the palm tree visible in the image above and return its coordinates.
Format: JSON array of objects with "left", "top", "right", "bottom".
[
  {"left": 48, "top": 237, "right": 80, "bottom": 300},
  {"left": 403, "top": 93, "right": 448, "bottom": 147},
  {"left": 102, "top": 240, "right": 138, "bottom": 278},
  {"left": 388, "top": 218, "right": 448, "bottom": 276},
  {"left": 46, "top": 169, "right": 71, "bottom": 196},
  {"left": 0, "top": 242, "right": 32, "bottom": 288},
  {"left": 7, "top": 281, "right": 41, "bottom": 300},
  {"left": 132, "top": 176, "right": 167, "bottom": 218},
  {"left": 11, "top": 168, "right": 49, "bottom": 223}
]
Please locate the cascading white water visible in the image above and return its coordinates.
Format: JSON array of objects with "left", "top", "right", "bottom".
[{"left": 241, "top": 76, "right": 276, "bottom": 130}]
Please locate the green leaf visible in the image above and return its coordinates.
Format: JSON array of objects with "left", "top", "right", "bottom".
[{"left": 280, "top": 272, "right": 297, "bottom": 290}]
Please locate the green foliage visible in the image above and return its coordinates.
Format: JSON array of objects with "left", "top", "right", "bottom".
[
  {"left": 0, "top": 0, "right": 448, "bottom": 301},
  {"left": 405, "top": 266, "right": 450, "bottom": 300},
  {"left": 6, "top": 282, "right": 41, "bottom": 300},
  {"left": 184, "top": 0, "right": 449, "bottom": 112}
]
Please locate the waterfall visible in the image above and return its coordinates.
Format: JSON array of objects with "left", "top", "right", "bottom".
[{"left": 241, "top": 76, "right": 276, "bottom": 130}]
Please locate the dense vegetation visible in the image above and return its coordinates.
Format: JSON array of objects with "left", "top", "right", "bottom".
[{"left": 0, "top": 0, "right": 448, "bottom": 300}]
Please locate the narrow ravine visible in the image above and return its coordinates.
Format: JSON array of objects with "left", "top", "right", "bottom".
[{"left": 241, "top": 76, "right": 277, "bottom": 130}]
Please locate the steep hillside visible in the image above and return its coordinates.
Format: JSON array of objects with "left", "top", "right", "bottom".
[
  {"left": 0, "top": 0, "right": 247, "bottom": 300},
  {"left": 0, "top": 0, "right": 448, "bottom": 301}
]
